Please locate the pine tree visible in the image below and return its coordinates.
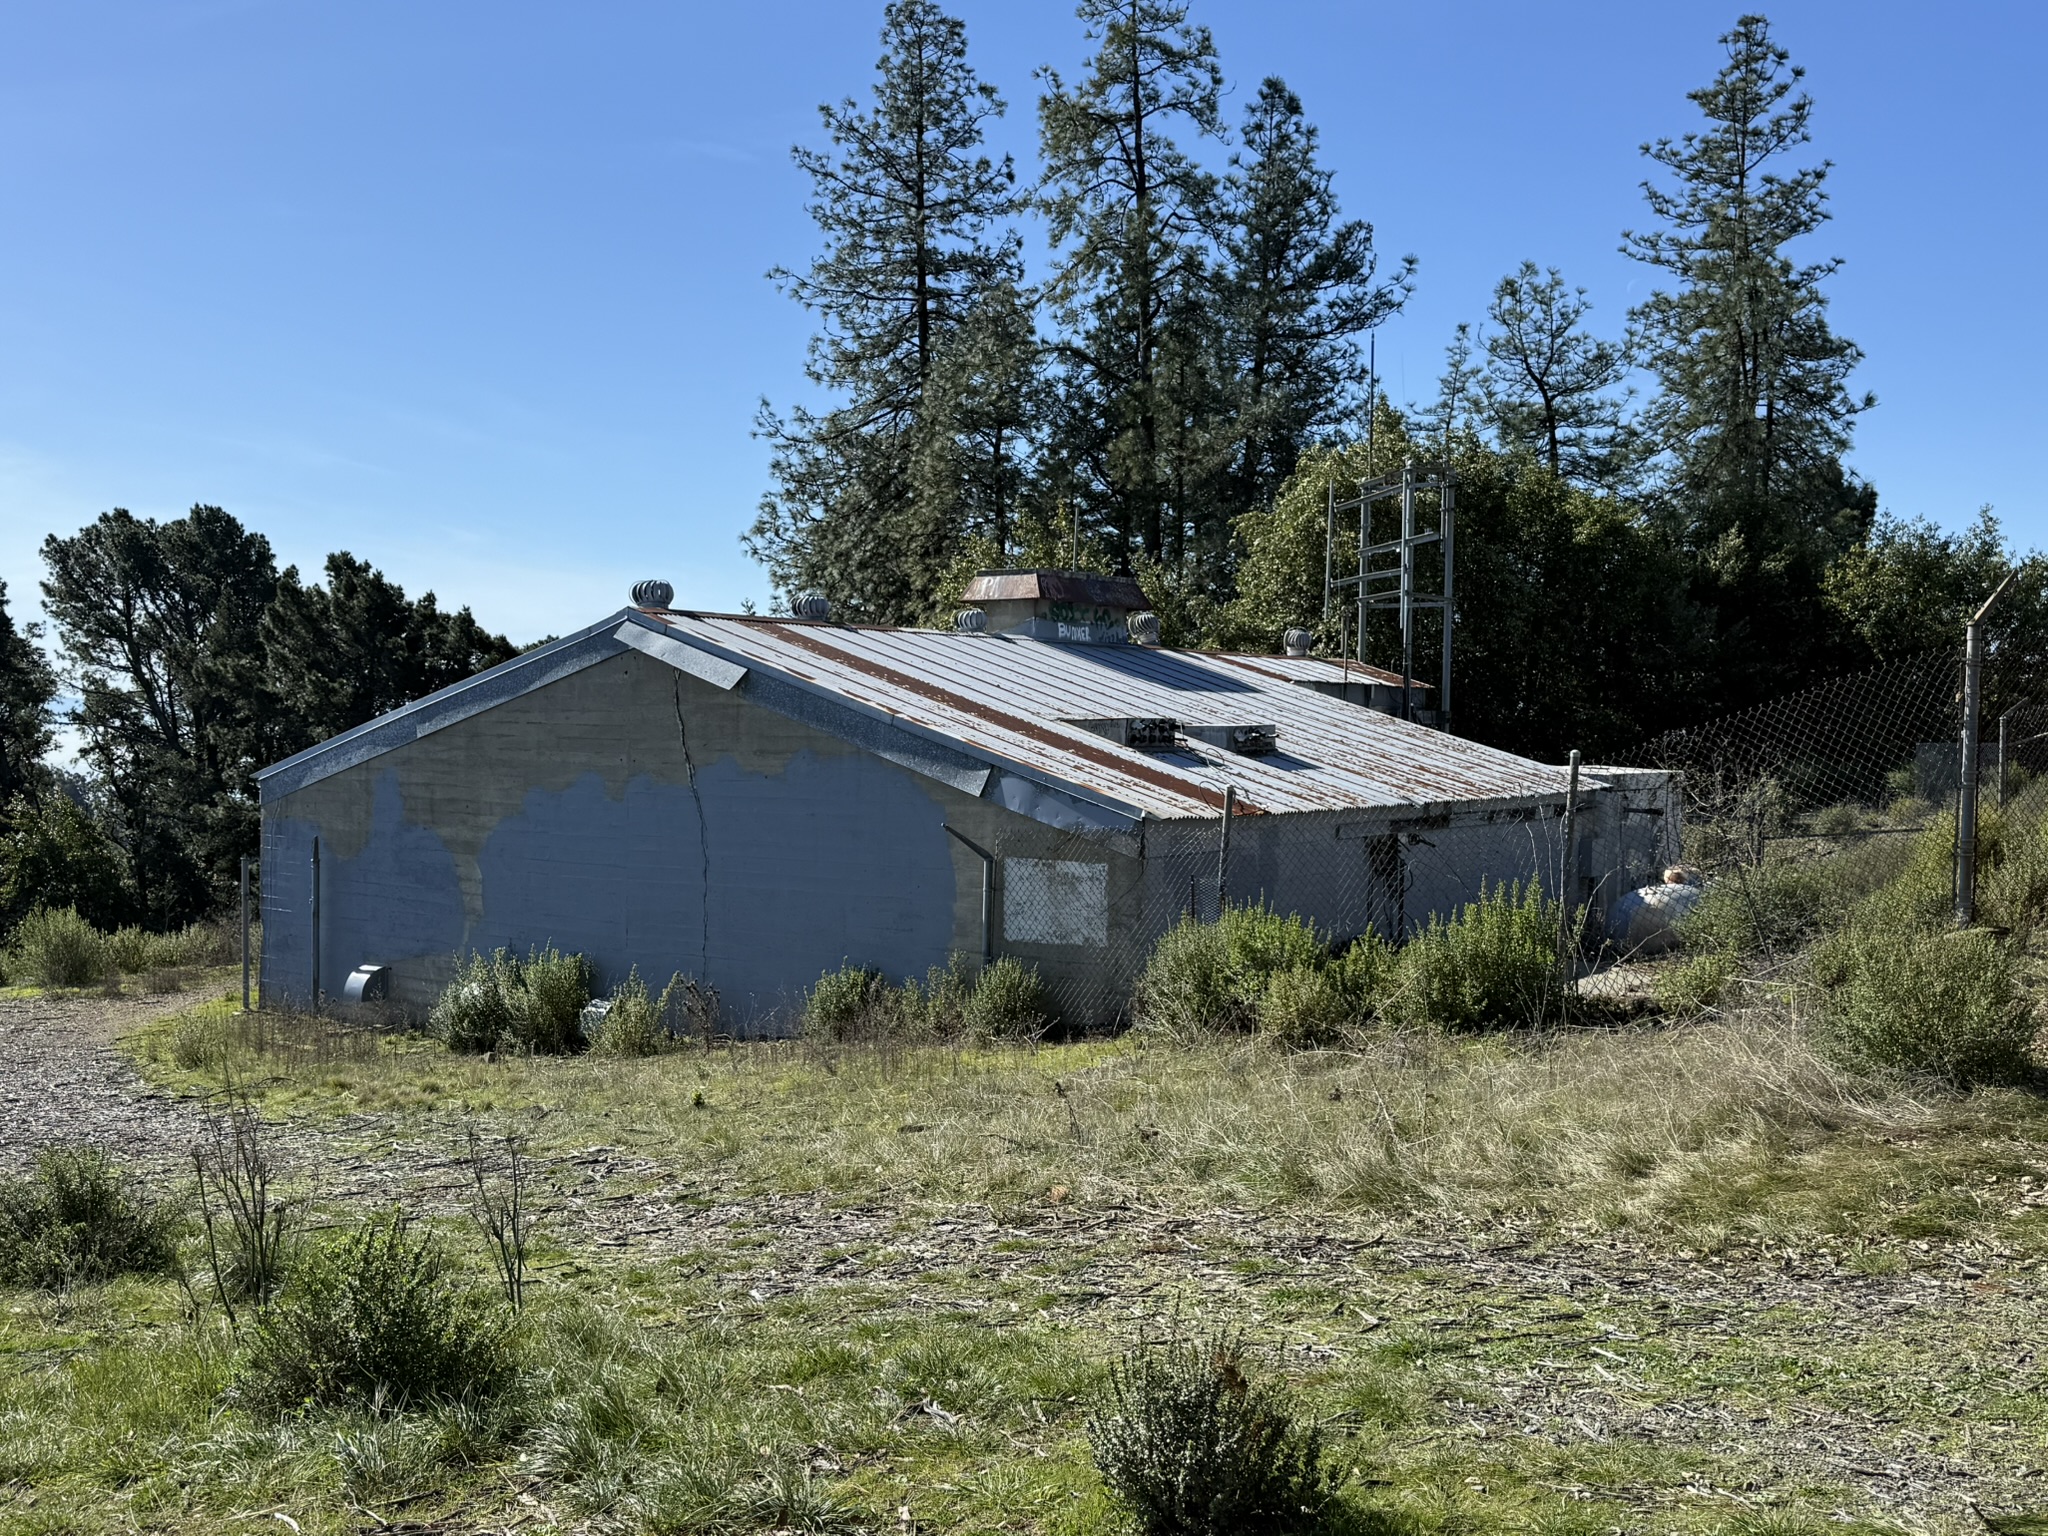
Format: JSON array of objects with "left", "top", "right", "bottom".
[
  {"left": 1217, "top": 77, "right": 1411, "bottom": 522},
  {"left": 1623, "top": 14, "right": 1874, "bottom": 701},
  {"left": 747, "top": 0, "right": 1023, "bottom": 622},
  {"left": 1479, "top": 263, "right": 1632, "bottom": 488},
  {"left": 1037, "top": 0, "right": 1223, "bottom": 567},
  {"left": 0, "top": 578, "right": 57, "bottom": 808}
]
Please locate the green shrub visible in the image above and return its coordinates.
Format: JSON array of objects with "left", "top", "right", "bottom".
[
  {"left": 430, "top": 951, "right": 518, "bottom": 1052},
  {"left": 1388, "top": 881, "right": 1558, "bottom": 1032},
  {"left": 5, "top": 906, "right": 109, "bottom": 988},
  {"left": 591, "top": 969, "right": 665, "bottom": 1058},
  {"left": 1134, "top": 905, "right": 1326, "bottom": 1038},
  {"left": 1816, "top": 925, "right": 2036, "bottom": 1087},
  {"left": 802, "top": 963, "right": 896, "bottom": 1042},
  {"left": 1088, "top": 1329, "right": 1332, "bottom": 1536},
  {"left": 1255, "top": 966, "right": 1352, "bottom": 1046},
  {"left": 1654, "top": 950, "right": 1738, "bottom": 1017},
  {"left": 512, "top": 946, "right": 592, "bottom": 1053},
  {"left": 431, "top": 947, "right": 591, "bottom": 1054},
  {"left": 1983, "top": 811, "right": 2048, "bottom": 932},
  {"left": 0, "top": 1146, "right": 181, "bottom": 1288},
  {"left": 104, "top": 921, "right": 234, "bottom": 974},
  {"left": 1812, "top": 803, "right": 1861, "bottom": 838},
  {"left": 960, "top": 956, "right": 1049, "bottom": 1041},
  {"left": 241, "top": 1208, "right": 515, "bottom": 1412},
  {"left": 1681, "top": 859, "right": 1850, "bottom": 958}
]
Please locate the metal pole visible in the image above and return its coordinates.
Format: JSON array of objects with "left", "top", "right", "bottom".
[
  {"left": 1440, "top": 473, "right": 1455, "bottom": 732},
  {"left": 1322, "top": 479, "right": 1334, "bottom": 620},
  {"left": 1356, "top": 487, "right": 1367, "bottom": 668},
  {"left": 240, "top": 855, "right": 251, "bottom": 1012},
  {"left": 1555, "top": 751, "right": 1582, "bottom": 997},
  {"left": 1957, "top": 622, "right": 1984, "bottom": 926},
  {"left": 1399, "top": 458, "right": 1415, "bottom": 721},
  {"left": 310, "top": 836, "right": 322, "bottom": 1009},
  {"left": 1216, "top": 785, "right": 1236, "bottom": 918}
]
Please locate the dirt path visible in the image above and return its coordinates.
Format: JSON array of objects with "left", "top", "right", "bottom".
[{"left": 0, "top": 988, "right": 217, "bottom": 1172}]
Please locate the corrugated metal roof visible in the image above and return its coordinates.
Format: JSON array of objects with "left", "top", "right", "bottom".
[{"left": 639, "top": 611, "right": 1574, "bottom": 819}]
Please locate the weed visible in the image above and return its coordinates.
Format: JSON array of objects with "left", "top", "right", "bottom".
[
  {"left": 0, "top": 1146, "right": 181, "bottom": 1288},
  {"left": 190, "top": 1103, "right": 295, "bottom": 1318},
  {"left": 5, "top": 907, "right": 109, "bottom": 988},
  {"left": 431, "top": 951, "right": 518, "bottom": 1052},
  {"left": 466, "top": 1126, "right": 537, "bottom": 1311},
  {"left": 1088, "top": 1328, "right": 1332, "bottom": 1536},
  {"left": 240, "top": 1208, "right": 515, "bottom": 1412}
]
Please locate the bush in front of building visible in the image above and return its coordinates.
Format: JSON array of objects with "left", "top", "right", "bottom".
[
  {"left": 1384, "top": 881, "right": 1560, "bottom": 1033},
  {"left": 1133, "top": 905, "right": 1327, "bottom": 1040},
  {"left": 959, "top": 956, "right": 1050, "bottom": 1041},
  {"left": 432, "top": 946, "right": 593, "bottom": 1055},
  {"left": 802, "top": 956, "right": 1050, "bottom": 1043},
  {"left": 4, "top": 905, "right": 111, "bottom": 988}
]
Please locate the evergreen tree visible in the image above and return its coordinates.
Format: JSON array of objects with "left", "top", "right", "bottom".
[
  {"left": 1037, "top": 0, "right": 1223, "bottom": 567},
  {"left": 1217, "top": 77, "right": 1411, "bottom": 522},
  {"left": 1624, "top": 13, "right": 1874, "bottom": 704},
  {"left": 747, "top": 0, "right": 1023, "bottom": 621},
  {"left": 0, "top": 579, "right": 57, "bottom": 808},
  {"left": 263, "top": 553, "right": 515, "bottom": 751},
  {"left": 1479, "top": 262, "right": 1632, "bottom": 488},
  {"left": 40, "top": 506, "right": 282, "bottom": 925}
]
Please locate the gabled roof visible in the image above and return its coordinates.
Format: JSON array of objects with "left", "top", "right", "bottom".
[{"left": 256, "top": 608, "right": 1582, "bottom": 826}]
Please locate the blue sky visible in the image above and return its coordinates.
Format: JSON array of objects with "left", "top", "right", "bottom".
[{"left": 0, "top": 1, "right": 2038, "bottom": 648}]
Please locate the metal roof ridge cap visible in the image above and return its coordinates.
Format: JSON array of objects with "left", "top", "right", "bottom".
[
  {"left": 665, "top": 615, "right": 1160, "bottom": 824},
  {"left": 253, "top": 611, "right": 629, "bottom": 782}
]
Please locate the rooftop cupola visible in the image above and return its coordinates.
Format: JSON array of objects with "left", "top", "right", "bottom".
[{"left": 957, "top": 569, "right": 1150, "bottom": 645}]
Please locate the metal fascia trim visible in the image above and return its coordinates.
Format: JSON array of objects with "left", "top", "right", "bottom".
[{"left": 612, "top": 619, "right": 748, "bottom": 690}]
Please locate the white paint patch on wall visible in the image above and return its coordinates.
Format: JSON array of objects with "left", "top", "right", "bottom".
[{"left": 1003, "top": 859, "right": 1109, "bottom": 947}]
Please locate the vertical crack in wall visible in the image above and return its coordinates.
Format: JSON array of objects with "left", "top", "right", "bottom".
[{"left": 673, "top": 675, "right": 712, "bottom": 984}]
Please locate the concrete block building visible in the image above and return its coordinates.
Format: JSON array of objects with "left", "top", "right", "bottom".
[{"left": 257, "top": 572, "right": 1676, "bottom": 1028}]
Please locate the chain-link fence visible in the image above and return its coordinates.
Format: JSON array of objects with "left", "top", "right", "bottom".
[
  {"left": 986, "top": 796, "right": 1582, "bottom": 1029},
  {"left": 1627, "top": 648, "right": 2048, "bottom": 881}
]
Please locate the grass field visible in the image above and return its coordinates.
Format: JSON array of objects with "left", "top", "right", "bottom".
[{"left": 2, "top": 985, "right": 2046, "bottom": 1535}]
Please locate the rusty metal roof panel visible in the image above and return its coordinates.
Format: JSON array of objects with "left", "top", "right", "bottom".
[{"left": 644, "top": 613, "right": 1574, "bottom": 820}]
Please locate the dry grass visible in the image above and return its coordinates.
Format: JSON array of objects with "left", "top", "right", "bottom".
[{"left": 129, "top": 996, "right": 2048, "bottom": 1256}]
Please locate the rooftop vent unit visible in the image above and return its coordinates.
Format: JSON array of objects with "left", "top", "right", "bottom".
[
  {"left": 632, "top": 579, "right": 674, "bottom": 608},
  {"left": 954, "top": 607, "right": 988, "bottom": 633},
  {"left": 790, "top": 592, "right": 831, "bottom": 620},
  {"left": 1184, "top": 722, "right": 1279, "bottom": 756},
  {"left": 1283, "top": 627, "right": 1314, "bottom": 657},
  {"left": 1064, "top": 716, "right": 1180, "bottom": 750}
]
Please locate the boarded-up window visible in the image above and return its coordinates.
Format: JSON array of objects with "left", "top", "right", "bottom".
[{"left": 1003, "top": 859, "right": 1108, "bottom": 946}]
